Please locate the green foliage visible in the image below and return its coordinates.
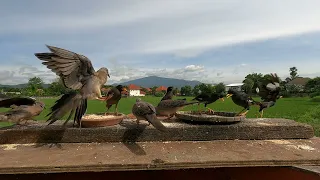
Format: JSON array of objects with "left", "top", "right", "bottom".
[
  {"left": 46, "top": 79, "right": 66, "bottom": 96},
  {"left": 154, "top": 92, "right": 164, "bottom": 97},
  {"left": 310, "top": 91, "right": 320, "bottom": 98},
  {"left": 289, "top": 66, "right": 298, "bottom": 80},
  {"left": 310, "top": 96, "right": 320, "bottom": 102},
  {"left": 305, "top": 77, "right": 320, "bottom": 93},
  {"left": 193, "top": 83, "right": 215, "bottom": 96},
  {"left": 242, "top": 73, "right": 264, "bottom": 93},
  {"left": 214, "top": 83, "right": 226, "bottom": 94},
  {"left": 180, "top": 85, "right": 192, "bottom": 96}
]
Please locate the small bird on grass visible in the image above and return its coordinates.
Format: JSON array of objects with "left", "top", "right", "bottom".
[
  {"left": 103, "top": 85, "right": 128, "bottom": 115},
  {"left": 156, "top": 99, "right": 199, "bottom": 120},
  {"left": 226, "top": 89, "right": 256, "bottom": 117},
  {"left": 35, "top": 45, "right": 110, "bottom": 127},
  {"left": 0, "top": 95, "right": 45, "bottom": 125},
  {"left": 255, "top": 73, "right": 282, "bottom": 118},
  {"left": 192, "top": 92, "right": 225, "bottom": 113},
  {"left": 132, "top": 98, "right": 167, "bottom": 132}
]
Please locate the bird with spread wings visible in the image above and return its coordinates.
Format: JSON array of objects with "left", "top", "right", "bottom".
[
  {"left": 255, "top": 73, "right": 282, "bottom": 118},
  {"left": 34, "top": 45, "right": 110, "bottom": 127}
]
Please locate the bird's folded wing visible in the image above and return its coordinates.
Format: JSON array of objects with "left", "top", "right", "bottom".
[
  {"left": 0, "top": 97, "right": 36, "bottom": 108},
  {"left": 35, "top": 45, "right": 96, "bottom": 90}
]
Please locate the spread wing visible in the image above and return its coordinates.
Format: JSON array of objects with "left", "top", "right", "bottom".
[
  {"left": 256, "top": 73, "right": 281, "bottom": 102},
  {"left": 35, "top": 45, "right": 96, "bottom": 90}
]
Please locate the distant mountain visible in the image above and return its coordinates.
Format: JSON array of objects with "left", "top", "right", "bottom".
[
  {"left": 113, "top": 76, "right": 202, "bottom": 88},
  {"left": 0, "top": 84, "right": 50, "bottom": 89}
]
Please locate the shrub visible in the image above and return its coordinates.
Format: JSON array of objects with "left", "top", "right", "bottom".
[
  {"left": 154, "top": 92, "right": 164, "bottom": 97},
  {"left": 310, "top": 91, "right": 320, "bottom": 98},
  {"left": 310, "top": 96, "right": 320, "bottom": 102}
]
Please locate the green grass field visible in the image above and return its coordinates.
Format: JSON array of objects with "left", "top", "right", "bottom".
[{"left": 1, "top": 96, "right": 319, "bottom": 136}]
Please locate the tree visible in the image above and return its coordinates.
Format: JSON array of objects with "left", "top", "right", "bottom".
[
  {"left": 289, "top": 67, "right": 298, "bottom": 80},
  {"left": 214, "top": 83, "right": 226, "bottom": 94},
  {"left": 180, "top": 85, "right": 192, "bottom": 96},
  {"left": 242, "top": 78, "right": 254, "bottom": 94},
  {"left": 242, "top": 73, "right": 264, "bottom": 93},
  {"left": 192, "top": 83, "right": 215, "bottom": 96},
  {"left": 25, "top": 77, "right": 44, "bottom": 96},
  {"left": 151, "top": 86, "right": 158, "bottom": 95},
  {"left": 305, "top": 77, "right": 320, "bottom": 93},
  {"left": 173, "top": 87, "right": 179, "bottom": 95},
  {"left": 47, "top": 78, "right": 67, "bottom": 96}
]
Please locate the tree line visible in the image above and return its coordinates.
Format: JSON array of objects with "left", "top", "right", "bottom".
[{"left": 1, "top": 67, "right": 319, "bottom": 98}]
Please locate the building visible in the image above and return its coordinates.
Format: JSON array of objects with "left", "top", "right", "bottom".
[
  {"left": 156, "top": 86, "right": 167, "bottom": 92},
  {"left": 286, "top": 77, "right": 311, "bottom": 92},
  {"left": 225, "top": 83, "right": 244, "bottom": 91},
  {"left": 128, "top": 84, "right": 145, "bottom": 96}
]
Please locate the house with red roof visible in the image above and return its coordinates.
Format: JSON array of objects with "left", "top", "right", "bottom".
[
  {"left": 156, "top": 86, "right": 167, "bottom": 92},
  {"left": 128, "top": 84, "right": 145, "bottom": 96}
]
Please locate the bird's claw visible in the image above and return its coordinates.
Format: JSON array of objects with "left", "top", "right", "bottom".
[{"left": 206, "top": 108, "right": 215, "bottom": 114}]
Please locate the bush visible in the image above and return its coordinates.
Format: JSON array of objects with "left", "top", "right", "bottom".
[
  {"left": 310, "top": 91, "right": 320, "bottom": 98},
  {"left": 154, "top": 92, "right": 164, "bottom": 97},
  {"left": 310, "top": 96, "right": 320, "bottom": 102}
]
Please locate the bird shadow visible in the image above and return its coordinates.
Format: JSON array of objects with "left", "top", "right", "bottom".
[{"left": 120, "top": 120, "right": 147, "bottom": 156}]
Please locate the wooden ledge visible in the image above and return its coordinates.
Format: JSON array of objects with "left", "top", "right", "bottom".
[
  {"left": 0, "top": 118, "right": 314, "bottom": 144},
  {"left": 0, "top": 119, "right": 314, "bottom": 144},
  {"left": 0, "top": 138, "right": 319, "bottom": 174}
]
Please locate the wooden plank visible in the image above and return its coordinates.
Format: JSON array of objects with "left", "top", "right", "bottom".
[
  {"left": 0, "top": 118, "right": 314, "bottom": 144},
  {"left": 0, "top": 138, "right": 320, "bottom": 174}
]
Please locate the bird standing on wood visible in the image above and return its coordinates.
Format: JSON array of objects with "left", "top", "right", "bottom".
[
  {"left": 132, "top": 98, "right": 167, "bottom": 132},
  {"left": 226, "top": 89, "right": 256, "bottom": 116},
  {"left": 255, "top": 73, "right": 282, "bottom": 118},
  {"left": 35, "top": 45, "right": 110, "bottom": 126},
  {"left": 103, "top": 85, "right": 127, "bottom": 115},
  {"left": 192, "top": 92, "right": 225, "bottom": 113},
  {"left": 156, "top": 99, "right": 199, "bottom": 119},
  {"left": 0, "top": 95, "right": 45, "bottom": 125}
]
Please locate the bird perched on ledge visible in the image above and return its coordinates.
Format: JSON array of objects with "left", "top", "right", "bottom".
[
  {"left": 255, "top": 73, "right": 282, "bottom": 118},
  {"left": 132, "top": 98, "right": 167, "bottom": 132},
  {"left": 103, "top": 85, "right": 127, "bottom": 115},
  {"left": 226, "top": 89, "right": 256, "bottom": 116},
  {"left": 35, "top": 45, "right": 110, "bottom": 126},
  {"left": 0, "top": 95, "right": 45, "bottom": 125},
  {"left": 192, "top": 92, "right": 225, "bottom": 113}
]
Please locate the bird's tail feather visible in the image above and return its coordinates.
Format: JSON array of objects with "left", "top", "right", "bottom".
[
  {"left": 47, "top": 91, "right": 86, "bottom": 125},
  {"left": 145, "top": 114, "right": 167, "bottom": 132}
]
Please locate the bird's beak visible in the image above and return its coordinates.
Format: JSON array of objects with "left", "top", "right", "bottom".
[
  {"left": 220, "top": 98, "right": 225, "bottom": 101},
  {"left": 108, "top": 74, "right": 110, "bottom": 78},
  {"left": 226, "top": 94, "right": 233, "bottom": 98}
]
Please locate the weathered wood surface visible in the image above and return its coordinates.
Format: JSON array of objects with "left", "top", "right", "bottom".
[
  {"left": 0, "top": 138, "right": 319, "bottom": 174},
  {"left": 0, "top": 118, "right": 314, "bottom": 144},
  {"left": 176, "top": 111, "right": 244, "bottom": 123}
]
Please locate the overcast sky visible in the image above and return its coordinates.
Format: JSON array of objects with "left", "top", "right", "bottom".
[{"left": 1, "top": 0, "right": 320, "bottom": 85}]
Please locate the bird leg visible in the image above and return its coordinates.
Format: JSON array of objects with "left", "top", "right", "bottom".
[
  {"left": 136, "top": 119, "right": 140, "bottom": 125},
  {"left": 238, "top": 110, "right": 249, "bottom": 117},
  {"left": 165, "top": 114, "right": 175, "bottom": 120},
  {"left": 259, "top": 110, "right": 264, "bottom": 118},
  {"left": 206, "top": 107, "right": 215, "bottom": 114},
  {"left": 115, "top": 103, "right": 119, "bottom": 115}
]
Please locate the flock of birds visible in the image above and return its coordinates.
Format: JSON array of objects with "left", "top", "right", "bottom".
[{"left": 0, "top": 45, "right": 282, "bottom": 132}]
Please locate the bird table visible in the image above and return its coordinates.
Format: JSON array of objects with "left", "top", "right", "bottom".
[{"left": 0, "top": 118, "right": 319, "bottom": 180}]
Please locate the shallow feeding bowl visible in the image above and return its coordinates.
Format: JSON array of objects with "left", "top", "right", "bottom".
[
  {"left": 175, "top": 111, "right": 245, "bottom": 124},
  {"left": 81, "top": 112, "right": 125, "bottom": 128}
]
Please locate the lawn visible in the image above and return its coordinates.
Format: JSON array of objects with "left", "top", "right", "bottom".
[{"left": 1, "top": 96, "right": 319, "bottom": 135}]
